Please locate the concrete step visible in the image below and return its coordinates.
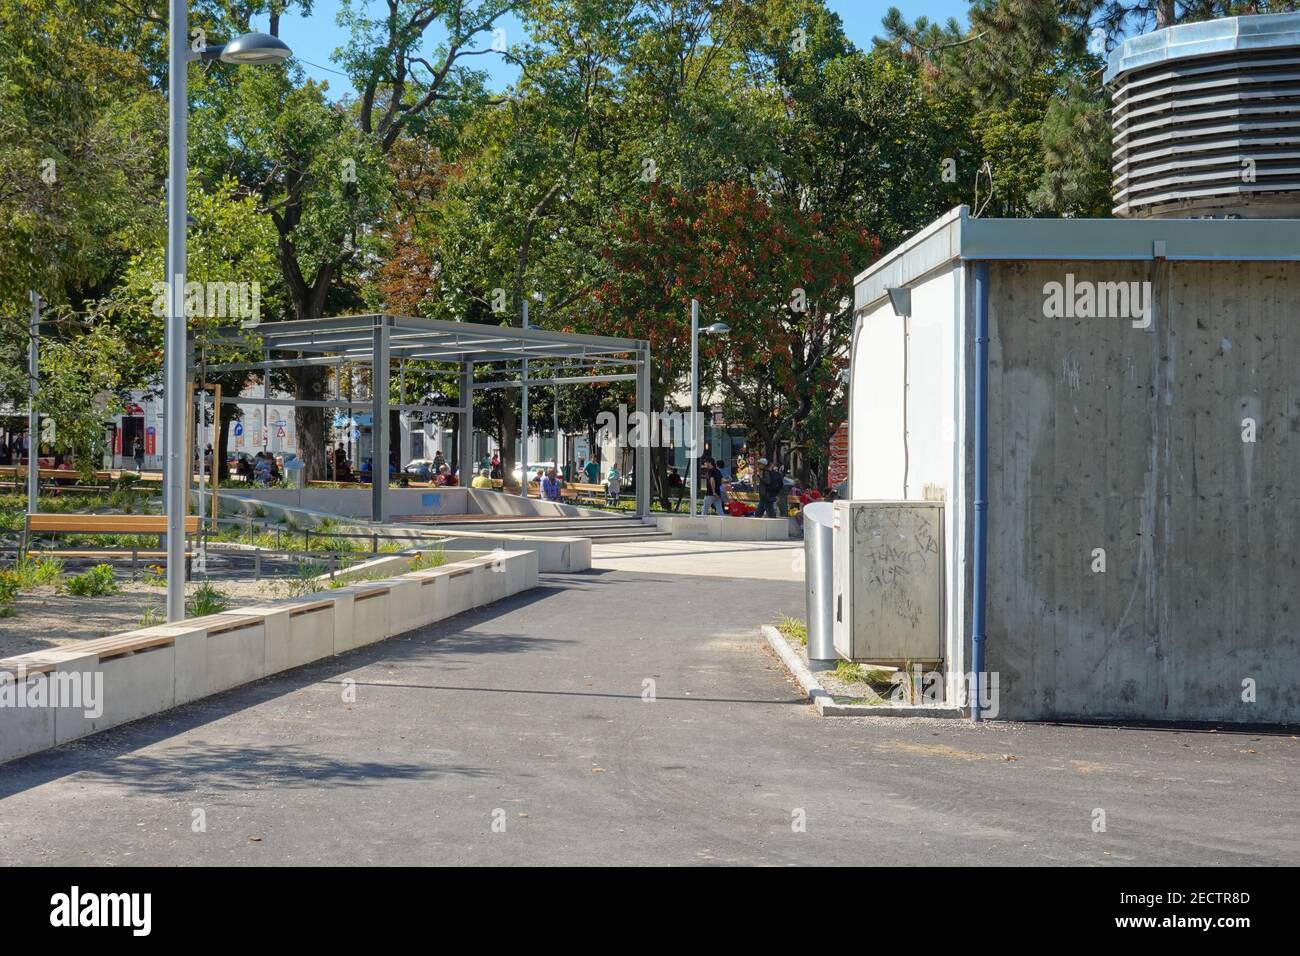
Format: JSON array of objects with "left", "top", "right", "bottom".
[
  {"left": 423, "top": 519, "right": 650, "bottom": 534},
  {"left": 523, "top": 527, "right": 672, "bottom": 542}
]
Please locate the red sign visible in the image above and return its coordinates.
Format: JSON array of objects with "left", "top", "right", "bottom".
[
  {"left": 828, "top": 422, "right": 849, "bottom": 487},
  {"left": 146, "top": 426, "right": 156, "bottom": 455}
]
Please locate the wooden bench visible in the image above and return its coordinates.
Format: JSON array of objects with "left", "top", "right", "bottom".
[
  {"left": 20, "top": 514, "right": 201, "bottom": 573},
  {"left": 25, "top": 514, "right": 200, "bottom": 535},
  {"left": 0, "top": 465, "right": 117, "bottom": 484}
]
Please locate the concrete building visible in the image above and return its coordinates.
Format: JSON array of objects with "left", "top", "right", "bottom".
[
  {"left": 846, "top": 11, "right": 1300, "bottom": 725},
  {"left": 850, "top": 207, "right": 1300, "bottom": 724}
]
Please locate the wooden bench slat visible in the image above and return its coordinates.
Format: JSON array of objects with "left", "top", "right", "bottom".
[
  {"left": 26, "top": 514, "right": 200, "bottom": 533},
  {"left": 23, "top": 550, "right": 193, "bottom": 559},
  {"left": 73, "top": 632, "right": 178, "bottom": 660}
]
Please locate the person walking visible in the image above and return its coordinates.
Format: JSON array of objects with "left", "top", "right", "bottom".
[
  {"left": 584, "top": 457, "right": 599, "bottom": 484},
  {"left": 132, "top": 436, "right": 145, "bottom": 473},
  {"left": 667, "top": 465, "right": 685, "bottom": 511},
  {"left": 756, "top": 457, "right": 784, "bottom": 518},
  {"left": 702, "top": 460, "right": 727, "bottom": 516}
]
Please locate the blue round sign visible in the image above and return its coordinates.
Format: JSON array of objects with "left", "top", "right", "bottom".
[{"left": 233, "top": 422, "right": 244, "bottom": 437}]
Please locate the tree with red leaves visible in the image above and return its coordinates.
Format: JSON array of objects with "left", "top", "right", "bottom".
[{"left": 581, "top": 181, "right": 876, "bottom": 491}]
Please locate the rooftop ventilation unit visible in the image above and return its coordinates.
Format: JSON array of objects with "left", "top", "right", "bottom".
[{"left": 1106, "top": 12, "right": 1300, "bottom": 219}]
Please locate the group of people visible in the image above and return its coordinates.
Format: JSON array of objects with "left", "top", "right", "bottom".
[
  {"left": 694, "top": 453, "right": 824, "bottom": 528},
  {"left": 697, "top": 455, "right": 786, "bottom": 517},
  {"left": 235, "top": 450, "right": 280, "bottom": 486}
]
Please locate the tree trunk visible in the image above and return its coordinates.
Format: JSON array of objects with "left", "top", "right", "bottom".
[
  {"left": 499, "top": 399, "right": 517, "bottom": 488},
  {"left": 217, "top": 415, "right": 232, "bottom": 483},
  {"left": 289, "top": 365, "right": 329, "bottom": 480},
  {"left": 650, "top": 390, "right": 668, "bottom": 509},
  {"left": 1156, "top": 0, "right": 1175, "bottom": 29}
]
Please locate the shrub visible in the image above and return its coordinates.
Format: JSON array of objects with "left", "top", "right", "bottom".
[
  {"left": 63, "top": 563, "right": 118, "bottom": 597},
  {"left": 0, "top": 570, "right": 20, "bottom": 615},
  {"left": 188, "top": 582, "right": 230, "bottom": 617}
]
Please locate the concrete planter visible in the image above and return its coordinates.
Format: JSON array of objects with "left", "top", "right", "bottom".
[{"left": 0, "top": 549, "right": 539, "bottom": 765}]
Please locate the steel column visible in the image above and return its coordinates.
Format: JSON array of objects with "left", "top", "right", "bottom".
[
  {"left": 26, "top": 291, "right": 39, "bottom": 515},
  {"left": 689, "top": 299, "right": 699, "bottom": 516},
  {"left": 635, "top": 344, "right": 651, "bottom": 518},
  {"left": 459, "top": 358, "right": 474, "bottom": 484},
  {"left": 520, "top": 300, "right": 529, "bottom": 496},
  {"left": 371, "top": 319, "right": 390, "bottom": 522},
  {"left": 164, "top": 0, "right": 188, "bottom": 622}
]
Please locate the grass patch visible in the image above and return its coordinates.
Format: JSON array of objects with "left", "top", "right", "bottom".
[
  {"left": 776, "top": 614, "right": 808, "bottom": 646},
  {"left": 831, "top": 659, "right": 897, "bottom": 687},
  {"left": 408, "top": 548, "right": 446, "bottom": 571},
  {"left": 7, "top": 556, "right": 64, "bottom": 589},
  {"left": 139, "top": 605, "right": 164, "bottom": 627},
  {"left": 274, "top": 561, "right": 329, "bottom": 599}
]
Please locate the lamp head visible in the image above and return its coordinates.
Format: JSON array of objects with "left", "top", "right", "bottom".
[
  {"left": 211, "top": 32, "right": 293, "bottom": 65},
  {"left": 705, "top": 323, "right": 730, "bottom": 335}
]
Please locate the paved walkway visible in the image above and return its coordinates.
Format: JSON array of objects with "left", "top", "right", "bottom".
[{"left": 0, "top": 542, "right": 1296, "bottom": 865}]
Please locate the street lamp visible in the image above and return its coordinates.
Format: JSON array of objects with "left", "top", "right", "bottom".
[
  {"left": 165, "top": 13, "right": 291, "bottom": 623},
  {"left": 688, "top": 298, "right": 728, "bottom": 516}
]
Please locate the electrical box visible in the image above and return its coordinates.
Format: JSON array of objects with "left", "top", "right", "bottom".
[{"left": 831, "top": 500, "right": 943, "bottom": 664}]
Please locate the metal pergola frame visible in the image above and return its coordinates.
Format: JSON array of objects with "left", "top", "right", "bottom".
[{"left": 206, "top": 313, "right": 652, "bottom": 521}]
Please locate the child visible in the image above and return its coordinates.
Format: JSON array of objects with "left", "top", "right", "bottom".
[{"left": 604, "top": 465, "right": 621, "bottom": 506}]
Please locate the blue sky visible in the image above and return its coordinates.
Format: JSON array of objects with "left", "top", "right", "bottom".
[{"left": 273, "top": 1, "right": 973, "bottom": 98}]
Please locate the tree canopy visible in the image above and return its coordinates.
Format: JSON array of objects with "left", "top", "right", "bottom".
[{"left": 5, "top": 0, "right": 1270, "bottom": 483}]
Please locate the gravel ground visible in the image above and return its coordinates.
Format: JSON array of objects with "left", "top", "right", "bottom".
[{"left": 0, "top": 576, "right": 284, "bottom": 660}]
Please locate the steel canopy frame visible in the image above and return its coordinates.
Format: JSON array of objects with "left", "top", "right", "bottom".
[{"left": 206, "top": 313, "right": 652, "bottom": 521}]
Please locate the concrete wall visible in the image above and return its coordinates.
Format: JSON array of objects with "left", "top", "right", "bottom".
[
  {"left": 654, "top": 515, "right": 790, "bottom": 541},
  {"left": 221, "top": 486, "right": 472, "bottom": 518},
  {"left": 850, "top": 262, "right": 969, "bottom": 683},
  {"left": 980, "top": 259, "right": 1300, "bottom": 723},
  {"left": 211, "top": 491, "right": 593, "bottom": 573},
  {"left": 220, "top": 486, "right": 610, "bottom": 521}
]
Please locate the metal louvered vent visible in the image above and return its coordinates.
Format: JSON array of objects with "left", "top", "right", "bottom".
[{"left": 1106, "top": 12, "right": 1300, "bottom": 219}]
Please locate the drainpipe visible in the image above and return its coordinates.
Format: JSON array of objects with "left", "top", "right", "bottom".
[{"left": 971, "top": 262, "right": 989, "bottom": 721}]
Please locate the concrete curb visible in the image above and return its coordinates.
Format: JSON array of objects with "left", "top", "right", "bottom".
[{"left": 760, "top": 625, "right": 964, "bottom": 719}]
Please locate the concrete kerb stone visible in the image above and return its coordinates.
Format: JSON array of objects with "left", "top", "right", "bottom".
[{"left": 760, "top": 625, "right": 963, "bottom": 719}]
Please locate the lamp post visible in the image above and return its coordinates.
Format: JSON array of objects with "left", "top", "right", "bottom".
[
  {"left": 688, "top": 298, "right": 728, "bottom": 516},
  {"left": 165, "top": 10, "right": 291, "bottom": 622},
  {"left": 27, "top": 291, "right": 42, "bottom": 516}
]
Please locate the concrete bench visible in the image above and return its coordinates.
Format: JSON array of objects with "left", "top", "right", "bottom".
[{"left": 0, "top": 548, "right": 541, "bottom": 764}]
